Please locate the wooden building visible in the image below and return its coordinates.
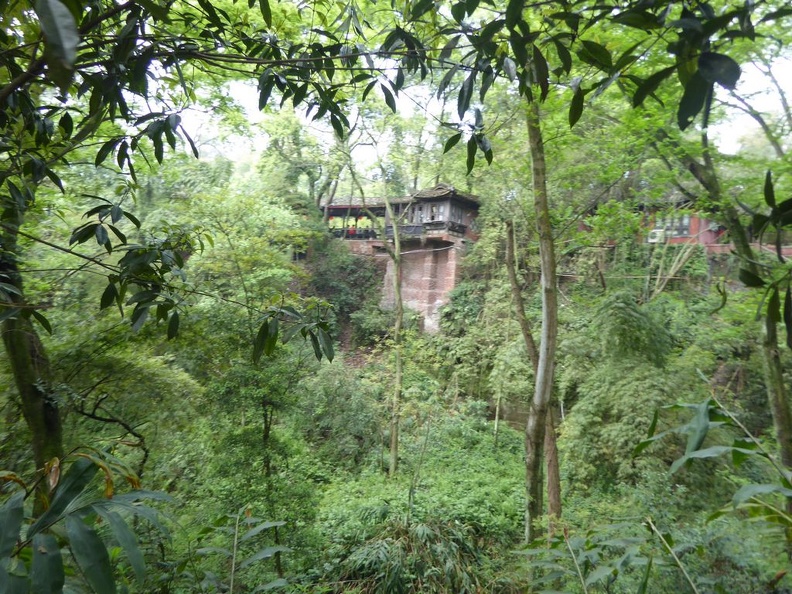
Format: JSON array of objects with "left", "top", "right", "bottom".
[{"left": 322, "top": 184, "right": 480, "bottom": 332}]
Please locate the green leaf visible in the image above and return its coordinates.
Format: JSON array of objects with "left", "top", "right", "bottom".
[
  {"left": 240, "top": 521, "right": 285, "bottom": 542},
  {"left": 732, "top": 484, "right": 792, "bottom": 507},
  {"left": 30, "top": 310, "right": 53, "bottom": 335},
  {"left": 752, "top": 213, "right": 769, "bottom": 235},
  {"left": 45, "top": 168, "right": 64, "bottom": 193},
  {"left": 502, "top": 56, "right": 517, "bottom": 81},
  {"left": 0, "top": 491, "right": 24, "bottom": 558},
  {"left": 578, "top": 41, "right": 612, "bottom": 70},
  {"left": 632, "top": 66, "right": 675, "bottom": 107},
  {"left": 182, "top": 127, "right": 200, "bottom": 158},
  {"left": 380, "top": 84, "right": 396, "bottom": 113},
  {"left": 677, "top": 70, "right": 711, "bottom": 130},
  {"left": 697, "top": 52, "right": 741, "bottom": 90},
  {"left": 450, "top": 1, "right": 465, "bottom": 22},
  {"left": 646, "top": 409, "right": 658, "bottom": 440},
  {"left": 264, "top": 317, "right": 278, "bottom": 356},
  {"left": 100, "top": 283, "right": 117, "bottom": 310},
  {"left": 58, "top": 112, "right": 73, "bottom": 137},
  {"left": 764, "top": 170, "right": 775, "bottom": 208},
  {"left": 31, "top": 533, "right": 65, "bottom": 594},
  {"left": 0, "top": 570, "right": 28, "bottom": 594},
  {"left": 759, "top": 7, "right": 792, "bottom": 23},
  {"left": 612, "top": 10, "right": 662, "bottom": 29},
  {"left": 66, "top": 515, "right": 116, "bottom": 594},
  {"left": 532, "top": 44, "right": 549, "bottom": 100},
  {"left": 457, "top": 72, "right": 475, "bottom": 119},
  {"left": 686, "top": 399, "right": 711, "bottom": 455},
  {"left": 29, "top": 458, "right": 98, "bottom": 537},
  {"left": 308, "top": 330, "right": 322, "bottom": 360},
  {"left": 95, "top": 224, "right": 109, "bottom": 247},
  {"left": 130, "top": 305, "right": 149, "bottom": 332},
  {"left": 410, "top": 0, "right": 434, "bottom": 20},
  {"left": 784, "top": 286, "right": 792, "bottom": 350},
  {"left": 585, "top": 564, "right": 615, "bottom": 586},
  {"left": 94, "top": 508, "right": 145, "bottom": 586},
  {"left": 768, "top": 286, "right": 781, "bottom": 324},
  {"left": 259, "top": 0, "right": 272, "bottom": 26},
  {"left": 443, "top": 133, "right": 462, "bottom": 153},
  {"left": 35, "top": 0, "right": 79, "bottom": 92},
  {"left": 553, "top": 39, "right": 571, "bottom": 74},
  {"left": 167, "top": 311, "right": 179, "bottom": 340},
  {"left": 505, "top": 0, "right": 525, "bottom": 29},
  {"left": 95, "top": 139, "right": 120, "bottom": 167},
  {"left": 317, "top": 326, "right": 334, "bottom": 361},
  {"left": 329, "top": 113, "right": 344, "bottom": 139},
  {"left": 636, "top": 556, "right": 653, "bottom": 594},
  {"left": 239, "top": 546, "right": 290, "bottom": 569},
  {"left": 0, "top": 307, "right": 22, "bottom": 323},
  {"left": 672, "top": 445, "right": 739, "bottom": 474},
  {"left": 439, "top": 35, "right": 460, "bottom": 62},
  {"left": 465, "top": 136, "right": 476, "bottom": 174},
  {"left": 738, "top": 268, "right": 765, "bottom": 287},
  {"left": 569, "top": 87, "right": 584, "bottom": 127},
  {"left": 253, "top": 319, "right": 270, "bottom": 364}
]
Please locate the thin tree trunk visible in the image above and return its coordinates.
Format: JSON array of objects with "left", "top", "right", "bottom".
[
  {"left": 385, "top": 198, "right": 403, "bottom": 477},
  {"left": 524, "top": 97, "right": 559, "bottom": 543},
  {"left": 505, "top": 218, "right": 563, "bottom": 533},
  {"left": 351, "top": 166, "right": 404, "bottom": 477},
  {"left": 545, "top": 407, "right": 561, "bottom": 534}
]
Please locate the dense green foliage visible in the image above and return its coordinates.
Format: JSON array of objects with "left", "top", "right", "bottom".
[{"left": 4, "top": 0, "right": 792, "bottom": 591}]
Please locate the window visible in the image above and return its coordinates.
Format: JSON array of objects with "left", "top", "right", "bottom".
[{"left": 655, "top": 214, "right": 691, "bottom": 237}]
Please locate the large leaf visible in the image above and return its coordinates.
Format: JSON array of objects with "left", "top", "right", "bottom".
[
  {"left": 732, "top": 483, "right": 792, "bottom": 507},
  {"left": 457, "top": 72, "right": 476, "bottom": 119},
  {"left": 466, "top": 136, "right": 476, "bottom": 174},
  {"left": 632, "top": 66, "right": 675, "bottom": 107},
  {"left": 685, "top": 399, "right": 711, "bottom": 455},
  {"left": 569, "top": 87, "right": 584, "bottom": 127},
  {"left": 677, "top": 70, "right": 710, "bottom": 130},
  {"left": 0, "top": 571, "right": 28, "bottom": 594},
  {"left": 585, "top": 564, "right": 615, "bottom": 586},
  {"left": 697, "top": 52, "right": 741, "bottom": 90},
  {"left": 95, "top": 508, "right": 145, "bottom": 586},
  {"left": 636, "top": 556, "right": 653, "bottom": 594},
  {"left": 35, "top": 0, "right": 79, "bottom": 92},
  {"left": 764, "top": 170, "right": 775, "bottom": 208},
  {"left": 316, "top": 326, "right": 334, "bottom": 362},
  {"left": 29, "top": 458, "right": 98, "bottom": 537},
  {"left": 0, "top": 491, "right": 25, "bottom": 558},
  {"left": 31, "top": 533, "right": 65, "bottom": 594},
  {"left": 505, "top": 0, "right": 525, "bottom": 29},
  {"left": 239, "top": 546, "right": 290, "bottom": 568},
  {"left": 66, "top": 515, "right": 116, "bottom": 594},
  {"left": 259, "top": 0, "right": 272, "bottom": 26},
  {"left": 738, "top": 268, "right": 765, "bottom": 288},
  {"left": 241, "top": 521, "right": 285, "bottom": 542}
]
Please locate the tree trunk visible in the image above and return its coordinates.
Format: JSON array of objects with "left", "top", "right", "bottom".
[
  {"left": 523, "top": 97, "right": 559, "bottom": 543},
  {"left": 384, "top": 198, "right": 403, "bottom": 477},
  {"left": 505, "top": 219, "right": 562, "bottom": 536},
  {"left": 352, "top": 171, "right": 404, "bottom": 477},
  {"left": 545, "top": 407, "right": 561, "bottom": 534},
  {"left": 1, "top": 220, "right": 63, "bottom": 512}
]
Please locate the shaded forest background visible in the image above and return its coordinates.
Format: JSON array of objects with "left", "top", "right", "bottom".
[{"left": 3, "top": 0, "right": 792, "bottom": 592}]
